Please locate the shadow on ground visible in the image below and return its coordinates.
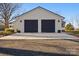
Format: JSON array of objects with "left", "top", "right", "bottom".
[{"left": 0, "top": 47, "right": 76, "bottom": 56}]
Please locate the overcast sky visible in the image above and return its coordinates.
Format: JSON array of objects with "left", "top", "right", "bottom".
[{"left": 17, "top": 3, "right": 79, "bottom": 28}]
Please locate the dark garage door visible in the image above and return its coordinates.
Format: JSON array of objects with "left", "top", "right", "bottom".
[
  {"left": 41, "top": 20, "right": 55, "bottom": 32},
  {"left": 24, "top": 20, "right": 38, "bottom": 32}
]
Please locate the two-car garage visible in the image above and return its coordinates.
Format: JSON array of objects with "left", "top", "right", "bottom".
[
  {"left": 13, "top": 7, "right": 64, "bottom": 33},
  {"left": 24, "top": 20, "right": 55, "bottom": 33}
]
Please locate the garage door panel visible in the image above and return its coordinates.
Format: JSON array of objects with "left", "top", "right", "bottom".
[
  {"left": 24, "top": 20, "right": 38, "bottom": 32},
  {"left": 41, "top": 20, "right": 55, "bottom": 32}
]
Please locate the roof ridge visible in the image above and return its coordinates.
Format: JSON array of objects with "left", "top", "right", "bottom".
[{"left": 15, "top": 6, "right": 64, "bottom": 19}]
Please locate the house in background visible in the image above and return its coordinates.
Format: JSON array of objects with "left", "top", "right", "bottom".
[
  {"left": 0, "top": 19, "right": 4, "bottom": 31},
  {"left": 13, "top": 6, "right": 65, "bottom": 33},
  {"left": 9, "top": 22, "right": 14, "bottom": 29}
]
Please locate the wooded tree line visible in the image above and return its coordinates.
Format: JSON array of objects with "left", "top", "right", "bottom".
[
  {"left": 65, "top": 17, "right": 79, "bottom": 31},
  {"left": 65, "top": 23, "right": 74, "bottom": 31}
]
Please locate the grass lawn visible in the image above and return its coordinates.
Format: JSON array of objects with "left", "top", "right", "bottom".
[
  {"left": 66, "top": 31, "right": 79, "bottom": 38},
  {"left": 0, "top": 39, "right": 79, "bottom": 56}
]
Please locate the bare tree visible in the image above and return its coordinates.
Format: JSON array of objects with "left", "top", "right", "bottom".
[
  {"left": 0, "top": 3, "right": 19, "bottom": 29},
  {"left": 75, "top": 16, "right": 79, "bottom": 28}
]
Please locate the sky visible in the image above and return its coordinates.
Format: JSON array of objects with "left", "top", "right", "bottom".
[{"left": 17, "top": 3, "right": 79, "bottom": 28}]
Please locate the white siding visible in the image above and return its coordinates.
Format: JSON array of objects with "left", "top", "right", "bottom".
[{"left": 13, "top": 7, "right": 64, "bottom": 33}]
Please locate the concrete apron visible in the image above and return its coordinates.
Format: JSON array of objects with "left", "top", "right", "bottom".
[{"left": 0, "top": 33, "right": 79, "bottom": 40}]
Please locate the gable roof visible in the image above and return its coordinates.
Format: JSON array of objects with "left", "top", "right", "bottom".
[{"left": 15, "top": 6, "right": 65, "bottom": 19}]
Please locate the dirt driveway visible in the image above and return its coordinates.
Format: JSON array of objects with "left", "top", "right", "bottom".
[{"left": 0, "top": 39, "right": 79, "bottom": 56}]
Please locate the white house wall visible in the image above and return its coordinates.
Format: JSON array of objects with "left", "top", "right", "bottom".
[{"left": 13, "top": 7, "right": 64, "bottom": 33}]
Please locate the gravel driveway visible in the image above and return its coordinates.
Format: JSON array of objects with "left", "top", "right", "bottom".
[{"left": 0, "top": 33, "right": 79, "bottom": 39}]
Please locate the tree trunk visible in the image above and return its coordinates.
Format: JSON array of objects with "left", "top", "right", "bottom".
[{"left": 4, "top": 19, "right": 9, "bottom": 29}]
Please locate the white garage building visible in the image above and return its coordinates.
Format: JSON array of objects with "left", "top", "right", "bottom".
[{"left": 13, "top": 6, "right": 65, "bottom": 33}]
